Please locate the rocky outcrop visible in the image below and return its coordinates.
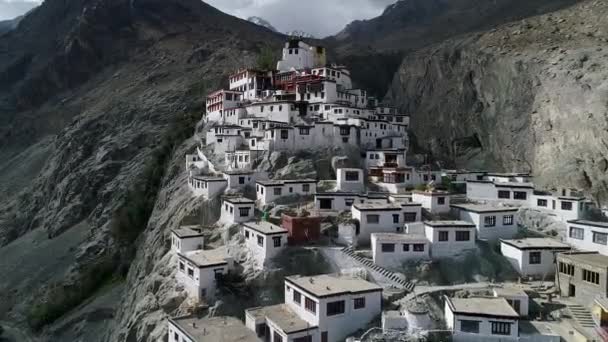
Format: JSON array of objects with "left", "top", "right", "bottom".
[{"left": 386, "top": 0, "right": 608, "bottom": 204}]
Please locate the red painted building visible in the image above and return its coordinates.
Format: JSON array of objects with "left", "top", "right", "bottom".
[{"left": 281, "top": 214, "right": 321, "bottom": 245}]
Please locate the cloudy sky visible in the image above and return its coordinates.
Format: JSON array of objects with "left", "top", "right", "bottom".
[
  {"left": 1, "top": 0, "right": 395, "bottom": 37},
  {"left": 0, "top": 0, "right": 40, "bottom": 20},
  {"left": 206, "top": 0, "right": 395, "bottom": 37}
]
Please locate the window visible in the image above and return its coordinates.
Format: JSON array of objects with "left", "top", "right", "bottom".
[
  {"left": 404, "top": 212, "right": 417, "bottom": 222},
  {"left": 583, "top": 269, "right": 600, "bottom": 285},
  {"left": 367, "top": 215, "right": 379, "bottom": 224},
  {"left": 414, "top": 244, "right": 425, "bottom": 252},
  {"left": 257, "top": 235, "right": 264, "bottom": 247},
  {"left": 484, "top": 216, "right": 497, "bottom": 227},
  {"left": 381, "top": 243, "right": 395, "bottom": 253},
  {"left": 460, "top": 320, "right": 480, "bottom": 333},
  {"left": 491, "top": 321, "right": 511, "bottom": 335},
  {"left": 289, "top": 187, "right": 293, "bottom": 193},
  {"left": 514, "top": 191, "right": 528, "bottom": 200},
  {"left": 273, "top": 236, "right": 282, "bottom": 247},
  {"left": 305, "top": 297, "right": 316, "bottom": 313},
  {"left": 593, "top": 232, "right": 608, "bottom": 245},
  {"left": 326, "top": 300, "right": 345, "bottom": 316},
  {"left": 437, "top": 197, "right": 446, "bottom": 205},
  {"left": 179, "top": 261, "right": 185, "bottom": 271},
  {"left": 174, "top": 331, "right": 179, "bottom": 341},
  {"left": 273, "top": 331, "right": 283, "bottom": 342},
  {"left": 274, "top": 188, "right": 282, "bottom": 196},
  {"left": 403, "top": 244, "right": 410, "bottom": 252},
  {"left": 354, "top": 297, "right": 366, "bottom": 309},
  {"left": 299, "top": 127, "right": 310, "bottom": 135},
  {"left": 393, "top": 214, "right": 399, "bottom": 224},
  {"left": 238, "top": 176, "right": 245, "bottom": 184},
  {"left": 498, "top": 190, "right": 511, "bottom": 199},
  {"left": 455, "top": 231, "right": 470, "bottom": 241},
  {"left": 438, "top": 231, "right": 449, "bottom": 241},
  {"left": 239, "top": 207, "right": 250, "bottom": 217},
  {"left": 529, "top": 251, "right": 541, "bottom": 264},
  {"left": 345, "top": 198, "right": 354, "bottom": 207},
  {"left": 280, "top": 130, "right": 289, "bottom": 139},
  {"left": 561, "top": 201, "right": 573, "bottom": 211},
  {"left": 187, "top": 267, "right": 194, "bottom": 278},
  {"left": 559, "top": 262, "right": 575, "bottom": 276},
  {"left": 302, "top": 184, "right": 310, "bottom": 192},
  {"left": 340, "top": 127, "right": 350, "bottom": 136},
  {"left": 503, "top": 215, "right": 514, "bottom": 225},
  {"left": 293, "top": 290, "right": 301, "bottom": 304},
  {"left": 245, "top": 230, "right": 250, "bottom": 238},
  {"left": 507, "top": 299, "right": 521, "bottom": 313},
  {"left": 345, "top": 171, "right": 360, "bottom": 181},
  {"left": 569, "top": 227, "right": 584, "bottom": 240}
]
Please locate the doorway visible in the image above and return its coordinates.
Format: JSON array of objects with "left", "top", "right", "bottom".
[{"left": 569, "top": 284, "right": 576, "bottom": 297}]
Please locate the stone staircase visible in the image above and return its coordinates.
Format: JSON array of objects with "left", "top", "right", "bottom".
[
  {"left": 341, "top": 247, "right": 415, "bottom": 292},
  {"left": 568, "top": 304, "right": 596, "bottom": 328}
]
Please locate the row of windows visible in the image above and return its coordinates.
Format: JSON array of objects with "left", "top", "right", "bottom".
[
  {"left": 483, "top": 215, "right": 514, "bottom": 227},
  {"left": 537, "top": 198, "right": 575, "bottom": 211},
  {"left": 256, "top": 184, "right": 311, "bottom": 195},
  {"left": 224, "top": 204, "right": 251, "bottom": 217},
  {"left": 459, "top": 320, "right": 512, "bottom": 335},
  {"left": 569, "top": 227, "right": 608, "bottom": 245},
  {"left": 244, "top": 230, "right": 282, "bottom": 248},
  {"left": 288, "top": 286, "right": 366, "bottom": 316},
  {"left": 497, "top": 190, "right": 528, "bottom": 200},
  {"left": 381, "top": 243, "right": 425, "bottom": 253},
  {"left": 438, "top": 231, "right": 471, "bottom": 242}
]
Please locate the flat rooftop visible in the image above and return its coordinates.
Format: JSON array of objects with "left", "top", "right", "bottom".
[
  {"left": 180, "top": 247, "right": 229, "bottom": 268},
  {"left": 172, "top": 226, "right": 204, "bottom": 238},
  {"left": 224, "top": 197, "right": 255, "bottom": 204},
  {"left": 567, "top": 220, "right": 608, "bottom": 229},
  {"left": 352, "top": 202, "right": 402, "bottom": 211},
  {"left": 446, "top": 296, "right": 519, "bottom": 318},
  {"left": 558, "top": 252, "right": 608, "bottom": 268},
  {"left": 493, "top": 286, "right": 528, "bottom": 298},
  {"left": 424, "top": 221, "right": 476, "bottom": 228},
  {"left": 285, "top": 273, "right": 382, "bottom": 298},
  {"left": 246, "top": 304, "right": 317, "bottom": 334},
  {"left": 500, "top": 238, "right": 570, "bottom": 250},
  {"left": 243, "top": 221, "right": 288, "bottom": 235},
  {"left": 450, "top": 203, "right": 519, "bottom": 213},
  {"left": 191, "top": 176, "right": 227, "bottom": 182},
  {"left": 169, "top": 316, "right": 259, "bottom": 342},
  {"left": 372, "top": 233, "right": 429, "bottom": 242},
  {"left": 494, "top": 182, "right": 534, "bottom": 189},
  {"left": 412, "top": 190, "right": 450, "bottom": 196},
  {"left": 256, "top": 179, "right": 316, "bottom": 186}
]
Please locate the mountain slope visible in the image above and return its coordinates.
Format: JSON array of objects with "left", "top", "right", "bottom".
[
  {"left": 0, "top": 0, "right": 281, "bottom": 339},
  {"left": 330, "top": 0, "right": 579, "bottom": 53},
  {"left": 385, "top": 0, "right": 608, "bottom": 203}
]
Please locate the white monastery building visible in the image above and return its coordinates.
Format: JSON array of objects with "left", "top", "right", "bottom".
[
  {"left": 450, "top": 203, "right": 519, "bottom": 240},
  {"left": 220, "top": 197, "right": 255, "bottom": 225},
  {"left": 412, "top": 190, "right": 451, "bottom": 214},
  {"left": 168, "top": 316, "right": 260, "bottom": 342},
  {"left": 176, "top": 246, "right": 234, "bottom": 302},
  {"left": 188, "top": 175, "right": 227, "bottom": 199},
  {"left": 371, "top": 233, "right": 430, "bottom": 268},
  {"left": 444, "top": 295, "right": 520, "bottom": 342},
  {"left": 245, "top": 273, "right": 382, "bottom": 342},
  {"left": 500, "top": 238, "right": 571, "bottom": 278},
  {"left": 256, "top": 179, "right": 316, "bottom": 206},
  {"left": 351, "top": 202, "right": 408, "bottom": 244},
  {"left": 242, "top": 221, "right": 288, "bottom": 267},
  {"left": 336, "top": 168, "right": 365, "bottom": 192},
  {"left": 566, "top": 220, "right": 608, "bottom": 256},
  {"left": 423, "top": 221, "right": 476, "bottom": 258},
  {"left": 171, "top": 226, "right": 205, "bottom": 254}
]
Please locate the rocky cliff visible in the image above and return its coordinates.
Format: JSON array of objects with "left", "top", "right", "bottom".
[
  {"left": 385, "top": 0, "right": 608, "bottom": 203},
  {"left": 0, "top": 0, "right": 281, "bottom": 340}
]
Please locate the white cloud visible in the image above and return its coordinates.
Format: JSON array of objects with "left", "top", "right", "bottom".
[
  {"left": 205, "top": 0, "right": 395, "bottom": 37},
  {"left": 0, "top": 0, "right": 41, "bottom": 21}
]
